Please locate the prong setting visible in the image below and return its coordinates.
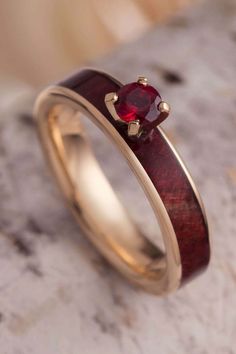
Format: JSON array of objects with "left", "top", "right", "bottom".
[
  {"left": 137, "top": 76, "right": 148, "bottom": 86},
  {"left": 105, "top": 92, "right": 123, "bottom": 122},
  {"left": 158, "top": 101, "right": 170, "bottom": 116},
  {"left": 105, "top": 80, "right": 170, "bottom": 139},
  {"left": 128, "top": 120, "right": 141, "bottom": 137},
  {"left": 105, "top": 92, "right": 118, "bottom": 104}
]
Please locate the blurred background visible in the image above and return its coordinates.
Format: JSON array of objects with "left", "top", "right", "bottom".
[{"left": 0, "top": 0, "right": 190, "bottom": 86}]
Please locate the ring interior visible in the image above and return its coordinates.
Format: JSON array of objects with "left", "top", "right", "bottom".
[{"left": 47, "top": 103, "right": 168, "bottom": 287}]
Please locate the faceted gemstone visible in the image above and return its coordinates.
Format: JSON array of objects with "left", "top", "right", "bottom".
[{"left": 114, "top": 82, "right": 162, "bottom": 131}]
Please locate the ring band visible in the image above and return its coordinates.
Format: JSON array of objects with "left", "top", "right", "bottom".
[{"left": 34, "top": 69, "right": 210, "bottom": 295}]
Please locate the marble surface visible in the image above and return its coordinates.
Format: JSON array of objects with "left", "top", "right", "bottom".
[{"left": 0, "top": 0, "right": 236, "bottom": 353}]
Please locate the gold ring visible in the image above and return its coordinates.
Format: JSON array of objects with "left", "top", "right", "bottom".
[{"left": 34, "top": 68, "right": 210, "bottom": 295}]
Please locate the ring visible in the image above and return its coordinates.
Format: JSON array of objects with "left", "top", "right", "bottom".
[{"left": 34, "top": 69, "right": 210, "bottom": 295}]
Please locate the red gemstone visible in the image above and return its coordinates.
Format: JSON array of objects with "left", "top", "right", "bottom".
[{"left": 114, "top": 82, "right": 162, "bottom": 130}]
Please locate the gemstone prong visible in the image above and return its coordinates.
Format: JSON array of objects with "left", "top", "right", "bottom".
[
  {"left": 137, "top": 76, "right": 148, "bottom": 86},
  {"left": 128, "top": 120, "right": 141, "bottom": 137},
  {"left": 158, "top": 101, "right": 170, "bottom": 116},
  {"left": 105, "top": 92, "right": 123, "bottom": 122},
  {"left": 105, "top": 92, "right": 118, "bottom": 103}
]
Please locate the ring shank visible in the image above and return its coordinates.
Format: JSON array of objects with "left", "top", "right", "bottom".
[
  {"left": 63, "top": 131, "right": 166, "bottom": 274},
  {"left": 34, "top": 69, "right": 210, "bottom": 295}
]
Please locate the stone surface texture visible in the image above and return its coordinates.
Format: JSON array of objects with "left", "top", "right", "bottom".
[{"left": 0, "top": 0, "right": 236, "bottom": 353}]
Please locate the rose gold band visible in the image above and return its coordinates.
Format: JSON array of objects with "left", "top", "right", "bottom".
[{"left": 34, "top": 69, "right": 210, "bottom": 295}]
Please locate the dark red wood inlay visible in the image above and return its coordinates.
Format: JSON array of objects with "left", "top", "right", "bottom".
[{"left": 59, "top": 69, "right": 210, "bottom": 284}]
